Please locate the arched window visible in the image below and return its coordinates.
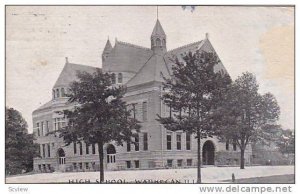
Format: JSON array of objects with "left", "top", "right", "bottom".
[
  {"left": 56, "top": 89, "right": 60, "bottom": 98},
  {"left": 156, "top": 38, "right": 161, "bottom": 46},
  {"left": 118, "top": 73, "right": 123, "bottom": 83},
  {"left": 162, "top": 39, "right": 166, "bottom": 46},
  {"left": 52, "top": 90, "right": 55, "bottom": 99},
  {"left": 61, "top": 88, "right": 65, "bottom": 97},
  {"left": 111, "top": 73, "right": 116, "bottom": 84}
]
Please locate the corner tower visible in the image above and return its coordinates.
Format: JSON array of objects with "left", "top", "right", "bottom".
[
  {"left": 151, "top": 20, "right": 167, "bottom": 54},
  {"left": 102, "top": 38, "right": 112, "bottom": 62}
]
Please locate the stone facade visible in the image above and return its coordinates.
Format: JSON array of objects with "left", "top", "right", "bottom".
[{"left": 33, "top": 19, "right": 252, "bottom": 173}]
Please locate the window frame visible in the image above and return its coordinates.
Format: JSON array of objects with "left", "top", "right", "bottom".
[{"left": 167, "top": 133, "right": 172, "bottom": 150}]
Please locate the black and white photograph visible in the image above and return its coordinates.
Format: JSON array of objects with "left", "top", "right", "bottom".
[{"left": 4, "top": 5, "right": 295, "bottom": 186}]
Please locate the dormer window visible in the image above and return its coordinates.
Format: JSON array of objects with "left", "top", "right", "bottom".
[
  {"left": 118, "top": 73, "right": 123, "bottom": 83},
  {"left": 112, "top": 73, "right": 116, "bottom": 84}
]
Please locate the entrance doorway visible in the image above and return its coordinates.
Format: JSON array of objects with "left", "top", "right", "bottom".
[
  {"left": 202, "top": 140, "right": 215, "bottom": 165},
  {"left": 57, "top": 148, "right": 66, "bottom": 171},
  {"left": 106, "top": 144, "right": 117, "bottom": 170}
]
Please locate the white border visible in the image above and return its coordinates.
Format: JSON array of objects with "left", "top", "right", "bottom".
[{"left": 1, "top": 1, "right": 298, "bottom": 194}]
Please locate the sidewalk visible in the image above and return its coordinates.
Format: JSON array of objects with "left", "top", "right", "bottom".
[{"left": 6, "top": 165, "right": 294, "bottom": 183}]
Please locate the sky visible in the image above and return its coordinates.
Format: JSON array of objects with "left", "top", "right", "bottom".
[{"left": 6, "top": 6, "right": 294, "bottom": 133}]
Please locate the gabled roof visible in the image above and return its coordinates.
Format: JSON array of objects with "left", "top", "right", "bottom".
[
  {"left": 126, "top": 53, "right": 170, "bottom": 87},
  {"left": 103, "top": 40, "right": 153, "bottom": 73},
  {"left": 165, "top": 40, "right": 204, "bottom": 61},
  {"left": 53, "top": 63, "right": 99, "bottom": 88},
  {"left": 151, "top": 20, "right": 166, "bottom": 37},
  {"left": 164, "top": 39, "right": 228, "bottom": 75}
]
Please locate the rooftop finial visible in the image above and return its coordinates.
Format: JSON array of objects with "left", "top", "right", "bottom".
[
  {"left": 157, "top": 6, "right": 158, "bottom": 20},
  {"left": 205, "top": 33, "right": 209, "bottom": 39},
  {"left": 65, "top": 57, "right": 69, "bottom": 64}
]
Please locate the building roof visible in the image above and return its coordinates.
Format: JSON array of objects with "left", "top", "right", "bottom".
[
  {"left": 126, "top": 53, "right": 170, "bottom": 87},
  {"left": 151, "top": 20, "right": 166, "bottom": 37},
  {"left": 164, "top": 39, "right": 228, "bottom": 75},
  {"left": 33, "top": 100, "right": 53, "bottom": 114},
  {"left": 103, "top": 40, "right": 153, "bottom": 73},
  {"left": 103, "top": 39, "right": 113, "bottom": 53},
  {"left": 53, "top": 63, "right": 99, "bottom": 88}
]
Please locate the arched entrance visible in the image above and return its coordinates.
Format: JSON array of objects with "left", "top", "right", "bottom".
[
  {"left": 57, "top": 148, "right": 66, "bottom": 171},
  {"left": 106, "top": 144, "right": 117, "bottom": 170},
  {"left": 202, "top": 140, "right": 215, "bottom": 165}
]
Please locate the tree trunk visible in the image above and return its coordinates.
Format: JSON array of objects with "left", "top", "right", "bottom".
[
  {"left": 97, "top": 141, "right": 104, "bottom": 182},
  {"left": 240, "top": 148, "right": 245, "bottom": 169},
  {"left": 197, "top": 130, "right": 202, "bottom": 183}
]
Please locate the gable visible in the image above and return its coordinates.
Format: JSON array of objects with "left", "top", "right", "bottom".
[{"left": 53, "top": 63, "right": 99, "bottom": 88}]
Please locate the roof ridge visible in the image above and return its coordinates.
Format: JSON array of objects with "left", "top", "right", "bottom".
[
  {"left": 117, "top": 40, "right": 151, "bottom": 51},
  {"left": 66, "top": 63, "right": 99, "bottom": 69},
  {"left": 168, "top": 40, "right": 203, "bottom": 53}
]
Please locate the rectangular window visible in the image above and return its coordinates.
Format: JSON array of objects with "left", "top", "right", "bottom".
[
  {"left": 73, "top": 163, "right": 77, "bottom": 170},
  {"left": 86, "top": 143, "right": 89, "bottom": 155},
  {"left": 132, "top": 104, "right": 136, "bottom": 119},
  {"left": 42, "top": 144, "right": 45, "bottom": 158},
  {"left": 186, "top": 133, "right": 191, "bottom": 150},
  {"left": 73, "top": 142, "right": 77, "bottom": 154},
  {"left": 167, "top": 159, "right": 173, "bottom": 167},
  {"left": 57, "top": 118, "right": 61, "bottom": 130},
  {"left": 47, "top": 143, "right": 51, "bottom": 157},
  {"left": 79, "top": 142, "right": 83, "bottom": 155},
  {"left": 126, "top": 161, "right": 131, "bottom": 168},
  {"left": 61, "top": 88, "right": 65, "bottom": 97},
  {"left": 167, "top": 134, "right": 172, "bottom": 150},
  {"left": 37, "top": 123, "right": 40, "bottom": 136},
  {"left": 54, "top": 118, "right": 57, "bottom": 131},
  {"left": 177, "top": 134, "right": 181, "bottom": 150},
  {"left": 187, "top": 159, "right": 192, "bottom": 166},
  {"left": 226, "top": 140, "right": 229, "bottom": 151},
  {"left": 85, "top": 162, "right": 89, "bottom": 169},
  {"left": 143, "top": 133, "right": 148, "bottom": 151},
  {"left": 41, "top": 122, "right": 44, "bottom": 136},
  {"left": 79, "top": 163, "right": 82, "bottom": 170},
  {"left": 127, "top": 141, "right": 131, "bottom": 152},
  {"left": 38, "top": 144, "right": 41, "bottom": 156},
  {"left": 142, "top": 101, "right": 148, "bottom": 122},
  {"left": 92, "top": 144, "right": 96, "bottom": 154},
  {"left": 46, "top": 121, "right": 49, "bottom": 133},
  {"left": 47, "top": 164, "right": 51, "bottom": 171},
  {"left": 177, "top": 159, "right": 183, "bottom": 167},
  {"left": 134, "top": 136, "right": 139, "bottom": 151},
  {"left": 134, "top": 160, "right": 139, "bottom": 168}
]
